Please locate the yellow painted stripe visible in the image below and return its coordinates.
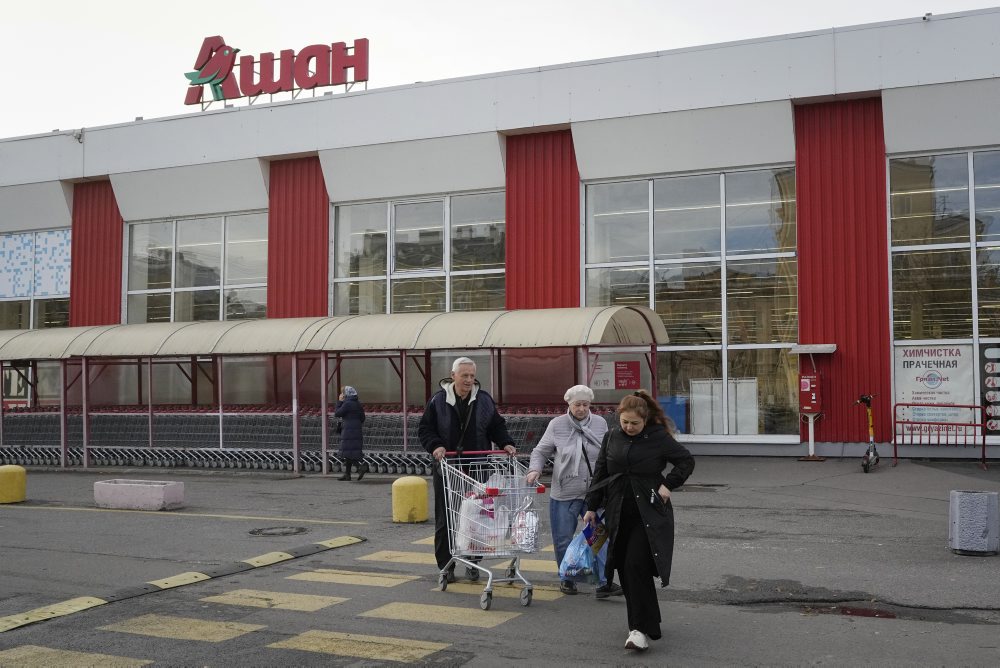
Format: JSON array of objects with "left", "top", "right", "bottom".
[
  {"left": 357, "top": 550, "right": 437, "bottom": 565},
  {"left": 541, "top": 543, "right": 554, "bottom": 552},
  {"left": 0, "top": 645, "right": 151, "bottom": 667},
  {"left": 411, "top": 535, "right": 435, "bottom": 545},
  {"left": 3, "top": 505, "right": 365, "bottom": 525},
  {"left": 200, "top": 589, "right": 346, "bottom": 612},
  {"left": 361, "top": 602, "right": 519, "bottom": 628},
  {"left": 315, "top": 535, "right": 364, "bottom": 549},
  {"left": 243, "top": 551, "right": 294, "bottom": 567},
  {"left": 269, "top": 630, "right": 449, "bottom": 662},
  {"left": 288, "top": 569, "right": 420, "bottom": 587},
  {"left": 147, "top": 571, "right": 211, "bottom": 589},
  {"left": 0, "top": 597, "right": 106, "bottom": 633},
  {"left": 99, "top": 613, "right": 264, "bottom": 642},
  {"left": 437, "top": 582, "right": 564, "bottom": 601}
]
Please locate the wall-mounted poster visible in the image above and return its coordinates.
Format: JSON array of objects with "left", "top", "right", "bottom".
[
  {"left": 979, "top": 345, "right": 1000, "bottom": 434},
  {"left": 894, "top": 345, "right": 975, "bottom": 441},
  {"left": 614, "top": 361, "right": 641, "bottom": 390}
]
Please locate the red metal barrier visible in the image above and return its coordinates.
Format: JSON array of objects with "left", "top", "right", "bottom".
[{"left": 893, "top": 403, "right": 987, "bottom": 470}]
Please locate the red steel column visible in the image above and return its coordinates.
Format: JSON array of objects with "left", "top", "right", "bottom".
[
  {"left": 795, "top": 98, "right": 891, "bottom": 443},
  {"left": 267, "top": 157, "right": 330, "bottom": 318},
  {"left": 505, "top": 130, "right": 581, "bottom": 309},
  {"left": 70, "top": 181, "right": 124, "bottom": 326}
]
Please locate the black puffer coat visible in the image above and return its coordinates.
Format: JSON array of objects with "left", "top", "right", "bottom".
[
  {"left": 334, "top": 396, "right": 365, "bottom": 460},
  {"left": 585, "top": 422, "right": 694, "bottom": 587}
]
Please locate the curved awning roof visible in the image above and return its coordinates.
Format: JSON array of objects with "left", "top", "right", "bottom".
[{"left": 0, "top": 306, "right": 667, "bottom": 361}]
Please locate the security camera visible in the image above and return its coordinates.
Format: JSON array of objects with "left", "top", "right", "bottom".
[{"left": 923, "top": 13, "right": 932, "bottom": 21}]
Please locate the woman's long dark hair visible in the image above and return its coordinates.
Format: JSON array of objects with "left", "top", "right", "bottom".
[{"left": 617, "top": 389, "right": 669, "bottom": 428}]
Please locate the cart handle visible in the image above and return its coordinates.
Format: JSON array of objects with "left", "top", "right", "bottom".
[{"left": 443, "top": 450, "right": 514, "bottom": 456}]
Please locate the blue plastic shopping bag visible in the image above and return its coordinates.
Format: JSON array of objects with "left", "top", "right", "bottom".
[
  {"left": 582, "top": 510, "right": 609, "bottom": 583},
  {"left": 558, "top": 529, "right": 598, "bottom": 583}
]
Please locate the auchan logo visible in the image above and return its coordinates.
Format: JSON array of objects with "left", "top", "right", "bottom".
[{"left": 184, "top": 36, "right": 369, "bottom": 105}]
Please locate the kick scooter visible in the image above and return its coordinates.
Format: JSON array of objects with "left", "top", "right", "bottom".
[{"left": 854, "top": 393, "right": 879, "bottom": 473}]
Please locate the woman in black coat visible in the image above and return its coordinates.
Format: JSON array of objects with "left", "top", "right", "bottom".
[
  {"left": 334, "top": 386, "right": 367, "bottom": 481},
  {"left": 584, "top": 390, "right": 694, "bottom": 652}
]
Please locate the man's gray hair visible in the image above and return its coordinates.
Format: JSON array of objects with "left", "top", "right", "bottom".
[{"left": 451, "top": 357, "right": 477, "bottom": 373}]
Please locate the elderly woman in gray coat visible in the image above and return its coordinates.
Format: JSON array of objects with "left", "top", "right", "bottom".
[{"left": 526, "top": 385, "right": 621, "bottom": 597}]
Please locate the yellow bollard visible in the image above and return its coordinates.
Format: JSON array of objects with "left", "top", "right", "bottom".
[
  {"left": 0, "top": 465, "right": 27, "bottom": 504},
  {"left": 392, "top": 476, "right": 428, "bottom": 523}
]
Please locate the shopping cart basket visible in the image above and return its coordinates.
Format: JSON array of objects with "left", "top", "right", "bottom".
[{"left": 439, "top": 451, "right": 546, "bottom": 610}]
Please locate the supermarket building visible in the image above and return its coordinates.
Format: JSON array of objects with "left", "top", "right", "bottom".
[{"left": 1, "top": 8, "right": 1000, "bottom": 465}]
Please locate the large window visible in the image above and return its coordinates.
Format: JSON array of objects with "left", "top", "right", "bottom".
[
  {"left": 125, "top": 212, "right": 267, "bottom": 323},
  {"left": 332, "top": 191, "right": 505, "bottom": 314},
  {"left": 0, "top": 229, "right": 71, "bottom": 329},
  {"left": 585, "top": 168, "right": 797, "bottom": 437}
]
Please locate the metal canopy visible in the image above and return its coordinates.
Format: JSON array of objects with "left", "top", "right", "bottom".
[{"left": 0, "top": 306, "right": 667, "bottom": 361}]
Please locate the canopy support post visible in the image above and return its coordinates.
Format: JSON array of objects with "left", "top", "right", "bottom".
[
  {"left": 216, "top": 356, "right": 224, "bottom": 450},
  {"left": 82, "top": 359, "right": 90, "bottom": 469},
  {"left": 320, "top": 352, "right": 329, "bottom": 474},
  {"left": 401, "top": 350, "right": 408, "bottom": 453},
  {"left": 0, "top": 361, "right": 5, "bottom": 449},
  {"left": 147, "top": 357, "right": 154, "bottom": 449},
  {"left": 60, "top": 360, "right": 68, "bottom": 469},
  {"left": 291, "top": 354, "right": 300, "bottom": 474}
]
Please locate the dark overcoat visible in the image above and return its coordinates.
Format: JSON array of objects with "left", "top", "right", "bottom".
[
  {"left": 585, "top": 422, "right": 694, "bottom": 587},
  {"left": 334, "top": 396, "right": 365, "bottom": 460}
]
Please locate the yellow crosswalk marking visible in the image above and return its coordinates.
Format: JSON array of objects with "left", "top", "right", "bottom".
[
  {"left": 99, "top": 614, "right": 264, "bottom": 642},
  {"left": 412, "top": 535, "right": 435, "bottom": 545},
  {"left": 541, "top": 543, "right": 554, "bottom": 552},
  {"left": 436, "top": 582, "right": 564, "bottom": 600},
  {"left": 243, "top": 551, "right": 294, "bottom": 567},
  {"left": 269, "top": 630, "right": 449, "bottom": 662},
  {"left": 147, "top": 572, "right": 210, "bottom": 589},
  {"left": 358, "top": 550, "right": 437, "bottom": 565},
  {"left": 361, "top": 602, "right": 519, "bottom": 628},
  {"left": 288, "top": 569, "right": 420, "bottom": 587},
  {"left": 0, "top": 645, "right": 150, "bottom": 667},
  {"left": 489, "top": 558, "right": 558, "bottom": 574},
  {"left": 0, "top": 597, "right": 106, "bottom": 633},
  {"left": 200, "top": 589, "right": 347, "bottom": 611}
]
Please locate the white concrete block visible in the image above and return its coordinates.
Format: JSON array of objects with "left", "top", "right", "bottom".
[
  {"left": 94, "top": 479, "right": 185, "bottom": 511},
  {"left": 948, "top": 490, "right": 999, "bottom": 555}
]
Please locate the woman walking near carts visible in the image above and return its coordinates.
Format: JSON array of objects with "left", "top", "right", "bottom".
[
  {"left": 335, "top": 385, "right": 368, "bottom": 481},
  {"left": 584, "top": 390, "right": 694, "bottom": 652},
  {"left": 525, "top": 384, "right": 622, "bottom": 598}
]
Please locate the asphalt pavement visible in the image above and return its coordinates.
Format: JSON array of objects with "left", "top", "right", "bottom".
[{"left": 1, "top": 455, "right": 999, "bottom": 666}]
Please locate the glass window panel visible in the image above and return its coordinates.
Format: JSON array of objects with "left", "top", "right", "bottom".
[
  {"left": 451, "top": 274, "right": 505, "bottom": 311},
  {"left": 656, "top": 350, "right": 723, "bottom": 435},
  {"left": 585, "top": 267, "right": 649, "bottom": 307},
  {"left": 974, "top": 150, "right": 1000, "bottom": 244},
  {"left": 727, "top": 348, "right": 798, "bottom": 435},
  {"left": 451, "top": 192, "right": 505, "bottom": 271},
  {"left": 727, "top": 258, "right": 798, "bottom": 344},
  {"left": 654, "top": 262, "right": 722, "bottom": 345},
  {"left": 890, "top": 154, "right": 969, "bottom": 245},
  {"left": 175, "top": 218, "right": 222, "bottom": 288},
  {"left": 394, "top": 201, "right": 443, "bottom": 272},
  {"left": 391, "top": 277, "right": 446, "bottom": 313},
  {"left": 335, "top": 203, "right": 387, "bottom": 278},
  {"left": 225, "top": 213, "right": 268, "bottom": 285},
  {"left": 128, "top": 222, "right": 173, "bottom": 291},
  {"left": 0, "top": 301, "right": 29, "bottom": 329},
  {"left": 224, "top": 287, "right": 267, "bottom": 320},
  {"left": 33, "top": 298, "right": 69, "bottom": 329},
  {"left": 127, "top": 293, "right": 171, "bottom": 324},
  {"left": 175, "top": 290, "right": 220, "bottom": 322},
  {"left": 654, "top": 175, "right": 720, "bottom": 259},
  {"left": 333, "top": 280, "right": 386, "bottom": 315},
  {"left": 725, "top": 168, "right": 796, "bottom": 254},
  {"left": 892, "top": 249, "right": 971, "bottom": 339},
  {"left": 586, "top": 181, "right": 649, "bottom": 263}
]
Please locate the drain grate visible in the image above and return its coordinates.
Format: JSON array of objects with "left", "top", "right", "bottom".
[{"left": 248, "top": 527, "right": 309, "bottom": 537}]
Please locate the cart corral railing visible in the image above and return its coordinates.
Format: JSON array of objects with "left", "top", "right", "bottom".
[{"left": 892, "top": 402, "right": 987, "bottom": 469}]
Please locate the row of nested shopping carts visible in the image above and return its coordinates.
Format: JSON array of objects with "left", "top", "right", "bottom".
[{"left": 438, "top": 451, "right": 547, "bottom": 610}]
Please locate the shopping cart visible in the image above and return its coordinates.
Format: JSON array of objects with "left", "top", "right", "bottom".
[{"left": 439, "top": 450, "right": 546, "bottom": 610}]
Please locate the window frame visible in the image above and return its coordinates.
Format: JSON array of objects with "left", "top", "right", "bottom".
[{"left": 0, "top": 227, "right": 71, "bottom": 330}]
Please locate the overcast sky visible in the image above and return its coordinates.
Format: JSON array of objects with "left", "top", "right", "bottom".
[{"left": 1, "top": 0, "right": 996, "bottom": 138}]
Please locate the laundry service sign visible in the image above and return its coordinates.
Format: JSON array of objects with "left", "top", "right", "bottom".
[
  {"left": 894, "top": 344, "right": 975, "bottom": 433},
  {"left": 184, "top": 35, "right": 369, "bottom": 105}
]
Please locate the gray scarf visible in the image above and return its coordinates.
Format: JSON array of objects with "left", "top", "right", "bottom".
[{"left": 568, "top": 411, "right": 603, "bottom": 479}]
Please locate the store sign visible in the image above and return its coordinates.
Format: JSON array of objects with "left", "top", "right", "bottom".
[
  {"left": 591, "top": 361, "right": 642, "bottom": 391},
  {"left": 184, "top": 35, "right": 369, "bottom": 105},
  {"left": 894, "top": 344, "right": 975, "bottom": 437}
]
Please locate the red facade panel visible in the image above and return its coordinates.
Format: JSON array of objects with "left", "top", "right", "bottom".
[
  {"left": 267, "top": 157, "right": 329, "bottom": 318},
  {"left": 505, "top": 130, "right": 581, "bottom": 309},
  {"left": 69, "top": 181, "right": 123, "bottom": 326},
  {"left": 795, "top": 99, "right": 892, "bottom": 443}
]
